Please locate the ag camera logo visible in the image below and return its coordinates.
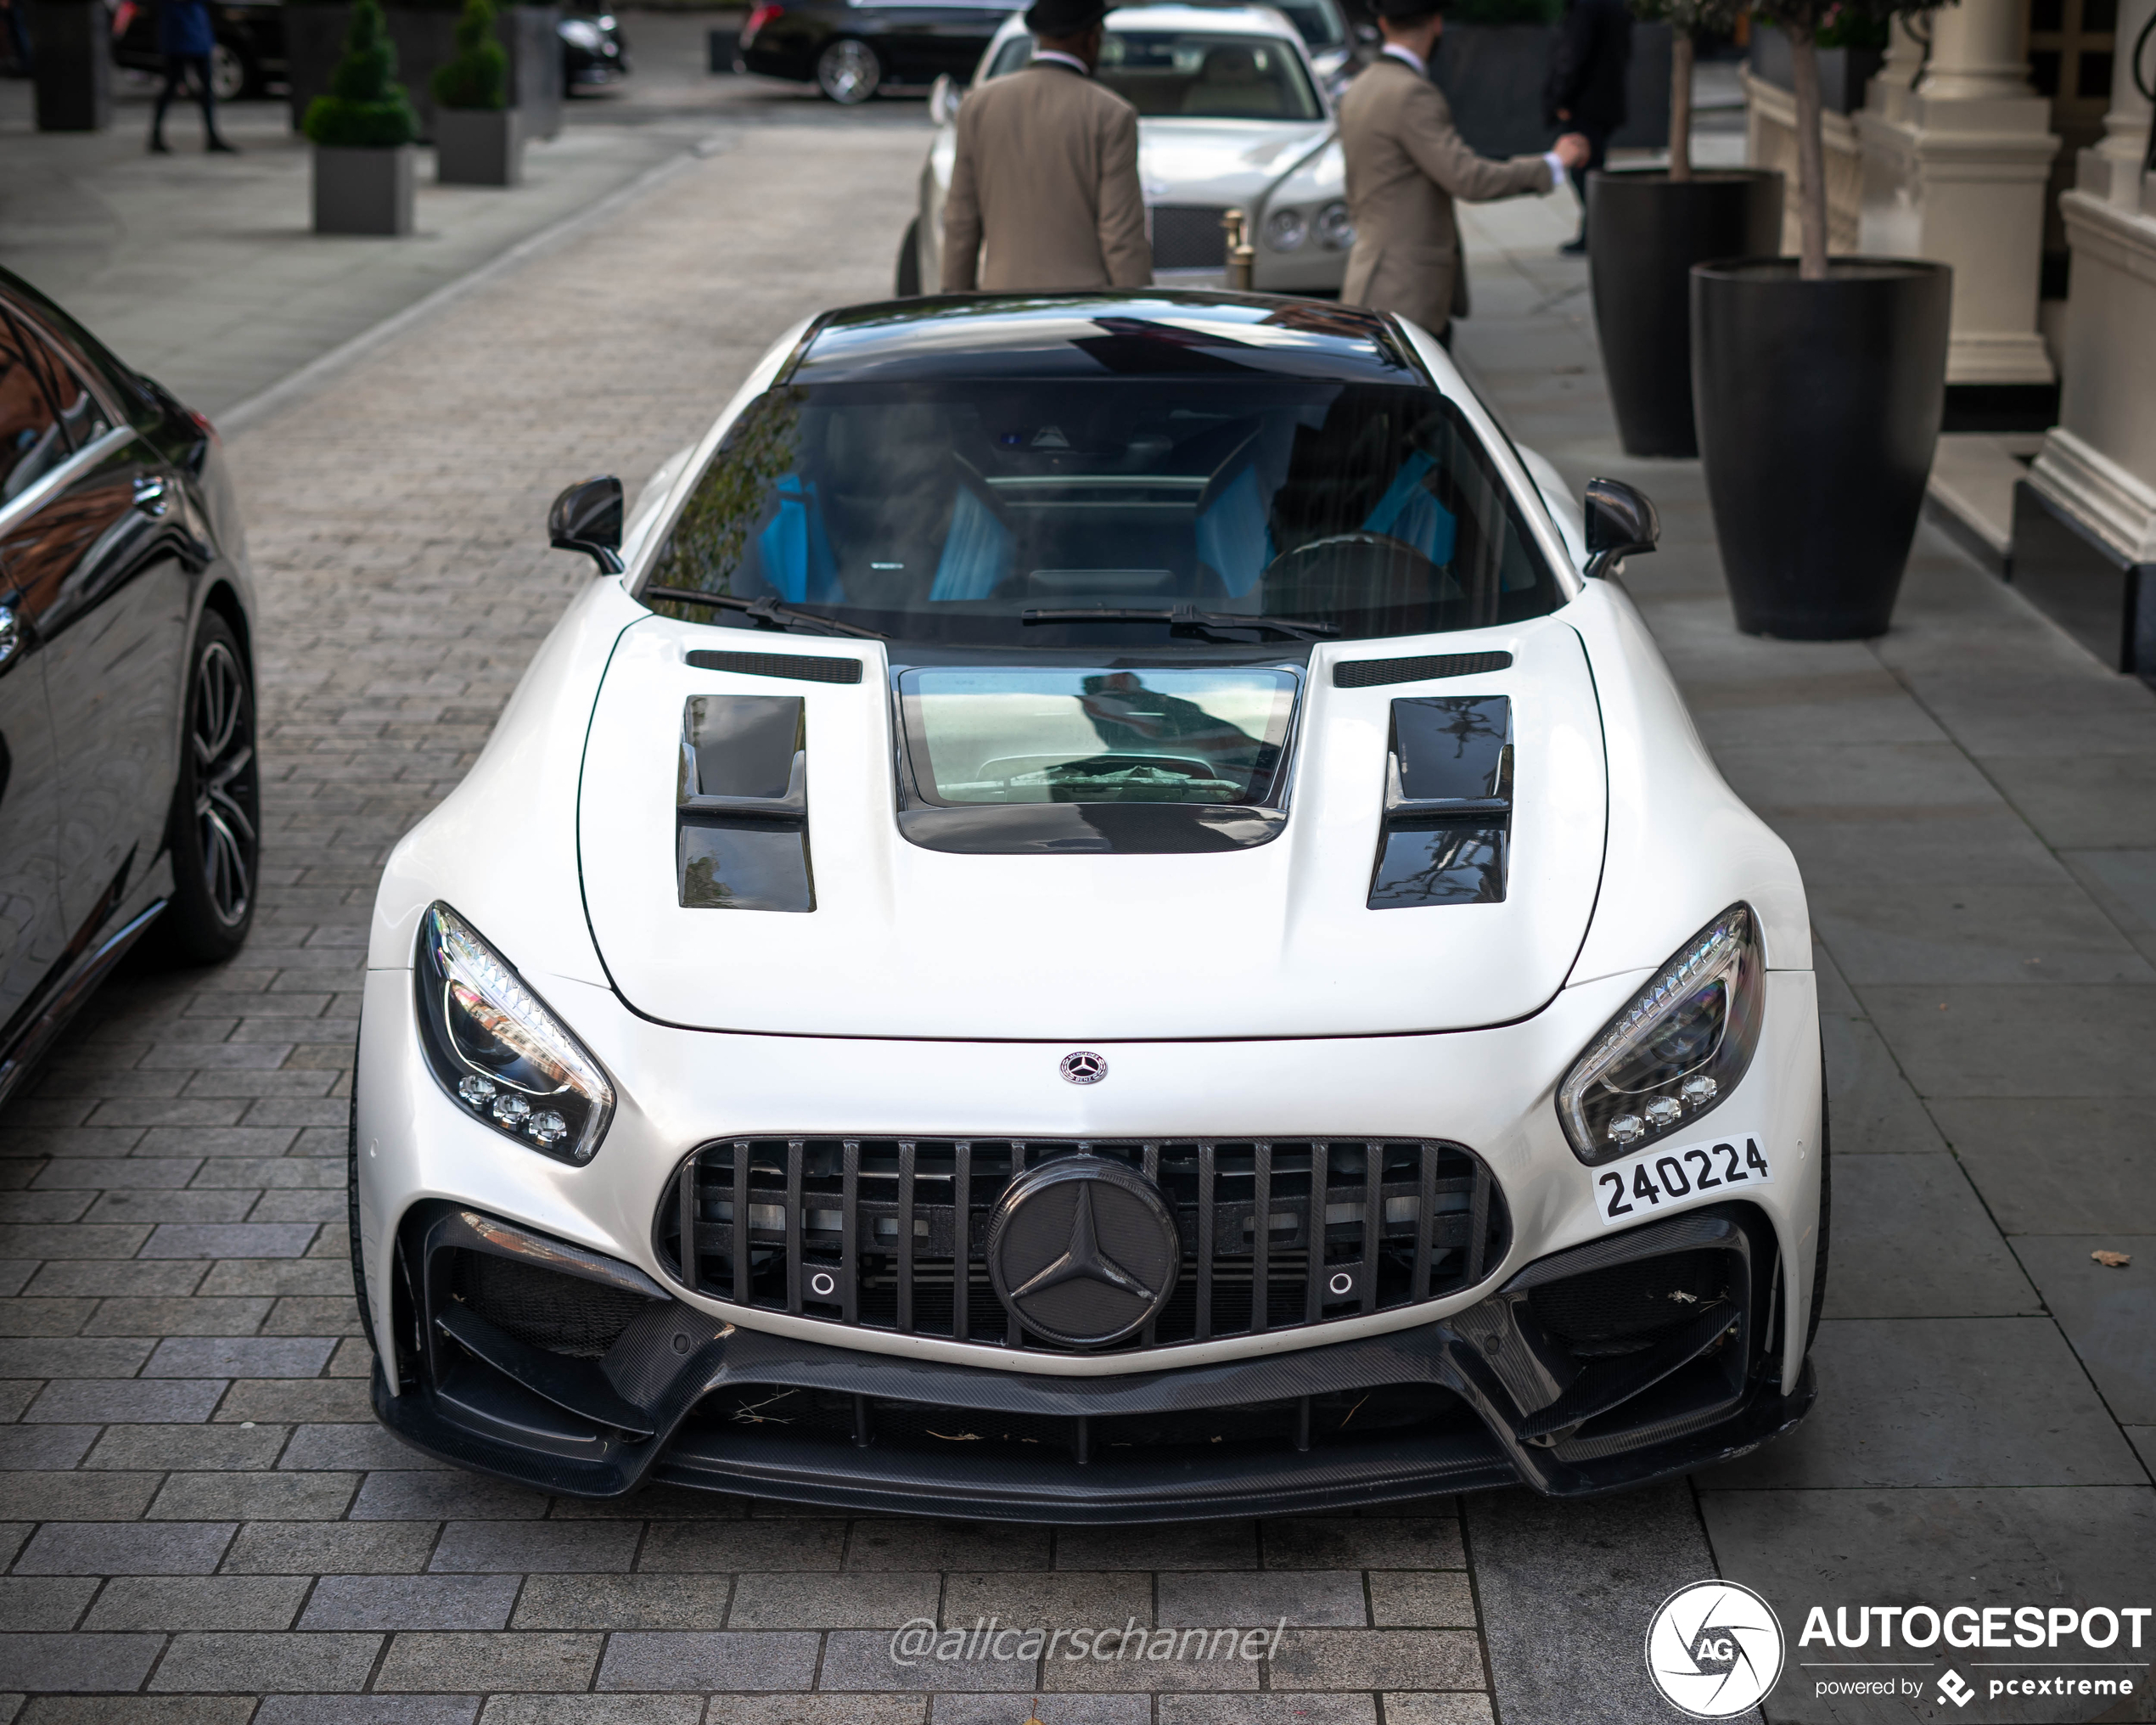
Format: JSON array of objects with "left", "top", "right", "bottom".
[{"left": 1646, "top": 1580, "right": 1786, "bottom": 1718}]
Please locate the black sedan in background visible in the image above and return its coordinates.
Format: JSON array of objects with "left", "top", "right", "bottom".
[
  {"left": 0, "top": 267, "right": 259, "bottom": 1104},
  {"left": 737, "top": 0, "right": 1013, "bottom": 102}
]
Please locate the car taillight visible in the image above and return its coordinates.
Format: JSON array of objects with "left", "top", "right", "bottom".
[{"left": 742, "top": 3, "right": 782, "bottom": 44}]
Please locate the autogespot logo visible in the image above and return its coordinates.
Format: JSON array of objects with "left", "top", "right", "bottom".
[{"left": 1646, "top": 1580, "right": 1787, "bottom": 1719}]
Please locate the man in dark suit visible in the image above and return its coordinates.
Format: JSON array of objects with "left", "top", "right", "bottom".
[{"left": 1544, "top": 0, "right": 1631, "bottom": 253}]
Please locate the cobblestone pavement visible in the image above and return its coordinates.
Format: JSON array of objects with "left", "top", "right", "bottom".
[{"left": 0, "top": 126, "right": 1502, "bottom": 1724}]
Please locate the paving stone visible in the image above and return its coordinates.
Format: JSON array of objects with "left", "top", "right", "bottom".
[
  {"left": 715, "top": 1702, "right": 923, "bottom": 1725},
  {"left": 0, "top": 1300, "right": 94, "bottom": 1337},
  {"left": 1159, "top": 1702, "right": 1381, "bottom": 1725},
  {"left": 20, "top": 1701, "right": 259, "bottom": 1725},
  {"left": 14, "top": 1521, "right": 236, "bottom": 1575},
  {"left": 261, "top": 1296, "right": 368, "bottom": 1335},
  {"left": 25, "top": 1380, "right": 225, "bottom": 1424},
  {"left": 140, "top": 1225, "right": 318, "bottom": 1260},
  {"left": 0, "top": 1196, "right": 93, "bottom": 1228},
  {"left": 479, "top": 1701, "right": 702, "bottom": 1725},
  {"left": 2009, "top": 1235, "right": 2156, "bottom": 1422},
  {"left": 1936, "top": 1098, "right": 2156, "bottom": 1233},
  {"left": 88, "top": 1192, "right": 256, "bottom": 1227},
  {"left": 0, "top": 1427, "right": 98, "bottom": 1470},
  {"left": 325, "top": 1337, "right": 373, "bottom": 1376},
  {"left": 1159, "top": 1571, "right": 1367, "bottom": 1629},
  {"left": 2126, "top": 1424, "right": 2156, "bottom": 1472},
  {"left": 0, "top": 1578, "right": 99, "bottom": 1632},
  {"left": 1035, "top": 1635, "right": 1261, "bottom": 1694},
  {"left": 1810, "top": 883, "right": 2155, "bottom": 986},
  {"left": 942, "top": 1571, "right": 1154, "bottom": 1630},
  {"left": 198, "top": 1261, "right": 354, "bottom": 1298},
  {"left": 1710, "top": 1318, "right": 2148, "bottom": 1487},
  {"left": 0, "top": 1228, "right": 149, "bottom": 1261},
  {"left": 940, "top": 1700, "right": 1150, "bottom": 1725},
  {"left": 642, "top": 1520, "right": 847, "bottom": 1572},
  {"left": 353, "top": 1474, "right": 551, "bottom": 1521},
  {"left": 23, "top": 1263, "right": 206, "bottom": 1299},
  {"left": 300, "top": 1574, "right": 522, "bottom": 1631},
  {"left": 843, "top": 1520, "right": 1050, "bottom": 1573},
  {"left": 149, "top": 1631, "right": 382, "bottom": 1692},
  {"left": 137, "top": 1129, "right": 302, "bottom": 1160},
  {"left": 220, "top": 1520, "right": 440, "bottom": 1574},
  {"left": 1819, "top": 1014, "right": 1947, "bottom": 1155},
  {"left": 188, "top": 1160, "right": 345, "bottom": 1191},
  {"left": 536, "top": 1486, "right": 739, "bottom": 1520},
  {"left": 0, "top": 1385, "right": 33, "bottom": 1421},
  {"left": 85, "top": 1575, "right": 311, "bottom": 1631},
  {"left": 1053, "top": 1523, "right": 1257, "bottom": 1570},
  {"left": 725, "top": 1572, "right": 935, "bottom": 1631},
  {"left": 280, "top": 1424, "right": 446, "bottom": 1472},
  {"left": 429, "top": 1520, "right": 640, "bottom": 1573},
  {"left": 1375, "top": 1699, "right": 1494, "bottom": 1725},
  {"left": 0, "top": 1473, "right": 160, "bottom": 1521},
  {"left": 81, "top": 1298, "right": 275, "bottom": 1337},
  {"left": 149, "top": 1470, "right": 359, "bottom": 1520},
  {"left": 0, "top": 1636, "right": 166, "bottom": 1693},
  {"left": 1367, "top": 1572, "right": 1476, "bottom": 1627},
  {"left": 145, "top": 1337, "right": 336, "bottom": 1379},
  {"left": 1865, "top": 984, "right": 2156, "bottom": 1099},
  {"left": 87, "top": 1424, "right": 289, "bottom": 1471},
  {"left": 256, "top": 1701, "right": 480, "bottom": 1725},
  {"left": 1821, "top": 1154, "right": 2041, "bottom": 1318},
  {"left": 0, "top": 1339, "right": 152, "bottom": 1378},
  {"left": 509, "top": 1573, "right": 734, "bottom": 1631},
  {"left": 374, "top": 1632, "right": 603, "bottom": 1693},
  {"left": 1465, "top": 1482, "right": 1721, "bottom": 1725},
  {"left": 213, "top": 1378, "right": 374, "bottom": 1423},
  {"left": 1264, "top": 1629, "right": 1483, "bottom": 1692},
  {"left": 1261, "top": 1520, "right": 1462, "bottom": 1570},
  {"left": 827, "top": 1628, "right": 1014, "bottom": 1692}
]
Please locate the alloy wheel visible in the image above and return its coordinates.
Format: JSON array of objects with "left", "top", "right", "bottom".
[
  {"left": 190, "top": 638, "right": 256, "bottom": 927},
  {"left": 817, "top": 38, "right": 880, "bottom": 104}
]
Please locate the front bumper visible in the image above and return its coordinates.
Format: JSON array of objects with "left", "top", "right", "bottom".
[{"left": 374, "top": 1197, "right": 1812, "bottom": 1517}]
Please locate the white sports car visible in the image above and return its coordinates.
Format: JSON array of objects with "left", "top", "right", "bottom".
[
  {"left": 901, "top": 3, "right": 1353, "bottom": 298},
  {"left": 353, "top": 291, "right": 1825, "bottom": 1519}
]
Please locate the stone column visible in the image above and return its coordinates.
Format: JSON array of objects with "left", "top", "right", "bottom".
[
  {"left": 1855, "top": 0, "right": 2059, "bottom": 389},
  {"left": 2023, "top": 0, "right": 2156, "bottom": 629}
]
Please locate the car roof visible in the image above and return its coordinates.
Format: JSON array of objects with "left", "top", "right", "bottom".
[
  {"left": 786, "top": 294, "right": 1424, "bottom": 385},
  {"left": 988, "top": 2, "right": 1306, "bottom": 44}
]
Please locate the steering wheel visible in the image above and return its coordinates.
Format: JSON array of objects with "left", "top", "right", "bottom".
[{"left": 1260, "top": 531, "right": 1440, "bottom": 587}]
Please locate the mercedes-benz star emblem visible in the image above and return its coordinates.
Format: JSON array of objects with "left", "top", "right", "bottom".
[
  {"left": 1059, "top": 1051, "right": 1108, "bottom": 1085},
  {"left": 987, "top": 1157, "right": 1179, "bottom": 1346}
]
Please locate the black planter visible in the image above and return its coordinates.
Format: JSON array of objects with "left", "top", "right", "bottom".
[
  {"left": 1587, "top": 170, "right": 1783, "bottom": 458},
  {"left": 1692, "top": 258, "right": 1951, "bottom": 640},
  {"left": 31, "top": 0, "right": 110, "bottom": 131}
]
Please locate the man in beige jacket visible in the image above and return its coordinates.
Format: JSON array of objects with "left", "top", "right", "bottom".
[
  {"left": 939, "top": 0, "right": 1153, "bottom": 293},
  {"left": 1338, "top": 0, "right": 1587, "bottom": 340}
]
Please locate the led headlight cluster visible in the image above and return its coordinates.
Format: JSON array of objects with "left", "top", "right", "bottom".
[
  {"left": 1263, "top": 201, "right": 1354, "bottom": 253},
  {"left": 1555, "top": 904, "right": 1763, "bottom": 1166},
  {"left": 414, "top": 902, "right": 615, "bottom": 1165}
]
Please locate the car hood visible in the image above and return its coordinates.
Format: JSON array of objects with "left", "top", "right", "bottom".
[
  {"left": 1137, "top": 119, "right": 1333, "bottom": 200},
  {"left": 577, "top": 610, "right": 1608, "bottom": 1039}
]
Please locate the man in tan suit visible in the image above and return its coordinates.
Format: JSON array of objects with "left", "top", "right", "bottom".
[
  {"left": 939, "top": 0, "right": 1153, "bottom": 294},
  {"left": 1338, "top": 0, "right": 1588, "bottom": 340}
]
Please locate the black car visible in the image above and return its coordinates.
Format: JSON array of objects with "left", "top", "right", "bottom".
[
  {"left": 561, "top": 8, "right": 630, "bottom": 88},
  {"left": 0, "top": 268, "right": 259, "bottom": 1105},
  {"left": 113, "top": 0, "right": 284, "bottom": 99},
  {"left": 736, "top": 0, "right": 1014, "bottom": 103}
]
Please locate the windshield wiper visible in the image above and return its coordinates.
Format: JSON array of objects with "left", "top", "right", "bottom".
[
  {"left": 643, "top": 586, "right": 890, "bottom": 641},
  {"left": 1022, "top": 604, "right": 1340, "bottom": 641}
]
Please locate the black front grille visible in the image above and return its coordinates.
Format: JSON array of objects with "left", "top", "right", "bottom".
[
  {"left": 654, "top": 1137, "right": 1508, "bottom": 1357},
  {"left": 1333, "top": 651, "right": 1515, "bottom": 689},
  {"left": 1151, "top": 205, "right": 1228, "bottom": 269},
  {"left": 446, "top": 1249, "right": 659, "bottom": 1359}
]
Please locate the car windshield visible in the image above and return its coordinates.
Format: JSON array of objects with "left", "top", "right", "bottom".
[
  {"left": 638, "top": 377, "right": 1563, "bottom": 647},
  {"left": 1270, "top": 0, "right": 1345, "bottom": 49},
  {"left": 985, "top": 31, "right": 1322, "bottom": 119}
]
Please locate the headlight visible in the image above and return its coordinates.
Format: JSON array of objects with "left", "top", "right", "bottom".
[
  {"left": 560, "top": 19, "right": 603, "bottom": 48},
  {"left": 1317, "top": 201, "right": 1354, "bottom": 250},
  {"left": 414, "top": 903, "right": 615, "bottom": 1165},
  {"left": 1556, "top": 904, "right": 1763, "bottom": 1166},
  {"left": 1265, "top": 206, "right": 1307, "bottom": 251}
]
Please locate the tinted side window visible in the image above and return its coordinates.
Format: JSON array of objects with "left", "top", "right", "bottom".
[{"left": 0, "top": 318, "right": 70, "bottom": 507}]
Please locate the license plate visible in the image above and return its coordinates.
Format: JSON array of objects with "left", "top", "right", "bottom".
[{"left": 1594, "top": 1132, "right": 1770, "bottom": 1228}]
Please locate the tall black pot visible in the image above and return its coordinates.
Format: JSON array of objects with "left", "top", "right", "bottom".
[
  {"left": 1586, "top": 169, "right": 1782, "bottom": 458},
  {"left": 1692, "top": 258, "right": 1951, "bottom": 640}
]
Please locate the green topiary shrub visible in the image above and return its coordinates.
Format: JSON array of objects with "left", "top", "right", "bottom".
[
  {"left": 432, "top": 0, "right": 508, "bottom": 110},
  {"left": 303, "top": 0, "right": 420, "bottom": 148}
]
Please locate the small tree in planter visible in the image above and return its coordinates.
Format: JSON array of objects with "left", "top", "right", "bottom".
[
  {"left": 432, "top": 0, "right": 521, "bottom": 185},
  {"left": 1583, "top": 0, "right": 1783, "bottom": 456},
  {"left": 304, "top": 0, "right": 421, "bottom": 234},
  {"left": 1687, "top": 0, "right": 1955, "bottom": 638}
]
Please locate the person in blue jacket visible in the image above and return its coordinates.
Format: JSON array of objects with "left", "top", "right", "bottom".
[{"left": 151, "top": 0, "right": 237, "bottom": 153}]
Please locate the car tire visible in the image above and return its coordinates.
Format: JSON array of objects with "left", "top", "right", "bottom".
[
  {"left": 1805, "top": 1083, "right": 1830, "bottom": 1354},
  {"left": 157, "top": 610, "right": 260, "bottom": 964},
  {"left": 896, "top": 216, "right": 921, "bottom": 296},
  {"left": 209, "top": 41, "right": 248, "bottom": 102},
  {"left": 816, "top": 37, "right": 881, "bottom": 104}
]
